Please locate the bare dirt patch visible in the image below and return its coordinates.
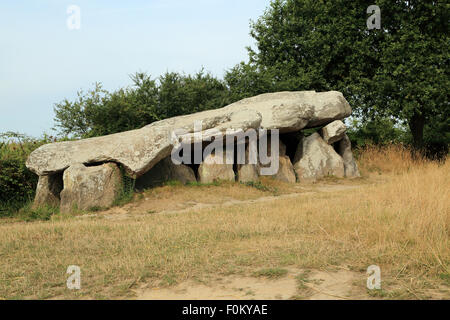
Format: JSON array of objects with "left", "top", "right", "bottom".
[
  {"left": 304, "top": 269, "right": 367, "bottom": 300},
  {"left": 134, "top": 268, "right": 371, "bottom": 300}
]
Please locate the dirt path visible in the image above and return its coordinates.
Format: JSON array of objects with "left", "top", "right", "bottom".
[
  {"left": 86, "top": 184, "right": 363, "bottom": 221},
  {"left": 134, "top": 268, "right": 372, "bottom": 300}
]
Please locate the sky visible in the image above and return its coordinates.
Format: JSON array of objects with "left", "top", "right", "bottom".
[{"left": 0, "top": 0, "right": 269, "bottom": 137}]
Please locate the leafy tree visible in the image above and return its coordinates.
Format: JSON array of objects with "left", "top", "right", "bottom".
[
  {"left": 53, "top": 83, "right": 104, "bottom": 137},
  {"left": 158, "top": 70, "right": 230, "bottom": 119},
  {"left": 224, "top": 62, "right": 278, "bottom": 101},
  {"left": 54, "top": 70, "right": 230, "bottom": 138},
  {"left": 244, "top": 0, "right": 449, "bottom": 149},
  {"left": 370, "top": 1, "right": 449, "bottom": 149},
  {"left": 86, "top": 73, "right": 160, "bottom": 137},
  {"left": 346, "top": 117, "right": 411, "bottom": 148},
  {"left": 54, "top": 74, "right": 160, "bottom": 138}
]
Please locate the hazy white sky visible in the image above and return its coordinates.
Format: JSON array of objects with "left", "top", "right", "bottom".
[{"left": 0, "top": 0, "right": 269, "bottom": 137}]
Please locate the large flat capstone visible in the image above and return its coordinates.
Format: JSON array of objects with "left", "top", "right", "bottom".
[{"left": 26, "top": 91, "right": 351, "bottom": 178}]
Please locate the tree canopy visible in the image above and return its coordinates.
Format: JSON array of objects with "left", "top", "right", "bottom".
[
  {"left": 245, "top": 0, "right": 449, "bottom": 149},
  {"left": 54, "top": 0, "right": 448, "bottom": 153},
  {"left": 54, "top": 70, "right": 230, "bottom": 138}
]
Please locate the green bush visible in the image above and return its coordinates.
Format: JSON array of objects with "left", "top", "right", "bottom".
[
  {"left": 112, "top": 165, "right": 136, "bottom": 207},
  {"left": 15, "top": 204, "right": 58, "bottom": 222},
  {"left": 0, "top": 132, "right": 51, "bottom": 216},
  {"left": 346, "top": 117, "right": 412, "bottom": 149}
]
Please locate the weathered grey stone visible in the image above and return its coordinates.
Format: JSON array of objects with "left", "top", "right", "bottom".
[
  {"left": 273, "top": 156, "right": 297, "bottom": 183},
  {"left": 338, "top": 134, "right": 361, "bottom": 178},
  {"left": 237, "top": 143, "right": 259, "bottom": 183},
  {"left": 60, "top": 163, "right": 123, "bottom": 213},
  {"left": 198, "top": 153, "right": 235, "bottom": 183},
  {"left": 293, "top": 133, "right": 344, "bottom": 181},
  {"left": 26, "top": 109, "right": 262, "bottom": 178},
  {"left": 26, "top": 91, "right": 351, "bottom": 178},
  {"left": 259, "top": 139, "right": 286, "bottom": 171},
  {"left": 258, "top": 139, "right": 296, "bottom": 183},
  {"left": 321, "top": 120, "right": 347, "bottom": 144},
  {"left": 136, "top": 157, "right": 196, "bottom": 189},
  {"left": 235, "top": 138, "right": 296, "bottom": 183},
  {"left": 226, "top": 91, "right": 351, "bottom": 131},
  {"left": 305, "top": 91, "right": 352, "bottom": 127},
  {"left": 32, "top": 173, "right": 63, "bottom": 208},
  {"left": 237, "top": 164, "right": 259, "bottom": 183}
]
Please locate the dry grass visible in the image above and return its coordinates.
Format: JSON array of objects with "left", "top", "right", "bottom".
[
  {"left": 121, "top": 178, "right": 291, "bottom": 214},
  {"left": 0, "top": 146, "right": 448, "bottom": 299},
  {"left": 92, "top": 178, "right": 297, "bottom": 218},
  {"left": 358, "top": 144, "right": 430, "bottom": 175}
]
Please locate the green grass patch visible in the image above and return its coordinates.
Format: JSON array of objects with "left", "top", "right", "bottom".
[
  {"left": 164, "top": 180, "right": 183, "bottom": 187},
  {"left": 161, "top": 273, "right": 178, "bottom": 286},
  {"left": 113, "top": 165, "right": 136, "bottom": 207},
  {"left": 186, "top": 180, "right": 222, "bottom": 187},
  {"left": 15, "top": 204, "right": 59, "bottom": 222},
  {"left": 438, "top": 273, "right": 450, "bottom": 285},
  {"left": 241, "top": 181, "right": 274, "bottom": 192},
  {"left": 252, "top": 268, "right": 288, "bottom": 279},
  {"left": 295, "top": 270, "right": 312, "bottom": 289}
]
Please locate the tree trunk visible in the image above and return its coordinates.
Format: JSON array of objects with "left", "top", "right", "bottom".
[{"left": 408, "top": 113, "right": 425, "bottom": 150}]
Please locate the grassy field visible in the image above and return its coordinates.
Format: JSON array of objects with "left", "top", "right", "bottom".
[{"left": 0, "top": 146, "right": 448, "bottom": 299}]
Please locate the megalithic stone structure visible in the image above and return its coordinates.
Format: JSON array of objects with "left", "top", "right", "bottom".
[{"left": 26, "top": 91, "right": 359, "bottom": 213}]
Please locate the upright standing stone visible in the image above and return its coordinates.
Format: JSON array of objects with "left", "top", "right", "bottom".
[
  {"left": 237, "top": 164, "right": 259, "bottom": 183},
  {"left": 60, "top": 163, "right": 123, "bottom": 213},
  {"left": 273, "top": 156, "right": 297, "bottom": 183},
  {"left": 259, "top": 140, "right": 296, "bottom": 183},
  {"left": 293, "top": 133, "right": 344, "bottom": 181},
  {"left": 237, "top": 143, "right": 259, "bottom": 183},
  {"left": 338, "top": 134, "right": 361, "bottom": 178},
  {"left": 198, "top": 153, "right": 235, "bottom": 183},
  {"left": 32, "top": 173, "right": 63, "bottom": 208}
]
